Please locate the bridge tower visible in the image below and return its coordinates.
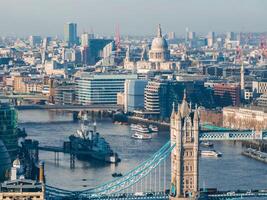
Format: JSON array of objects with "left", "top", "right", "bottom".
[{"left": 170, "top": 91, "right": 199, "bottom": 200}]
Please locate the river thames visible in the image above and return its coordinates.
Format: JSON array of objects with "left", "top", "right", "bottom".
[{"left": 18, "top": 110, "right": 267, "bottom": 193}]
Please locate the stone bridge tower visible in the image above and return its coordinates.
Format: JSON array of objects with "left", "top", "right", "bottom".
[{"left": 170, "top": 92, "right": 199, "bottom": 200}]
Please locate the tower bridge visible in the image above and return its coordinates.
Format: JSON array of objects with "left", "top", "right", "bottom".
[{"left": 44, "top": 93, "right": 267, "bottom": 200}]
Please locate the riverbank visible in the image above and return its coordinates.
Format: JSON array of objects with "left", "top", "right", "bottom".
[
  {"left": 127, "top": 116, "right": 170, "bottom": 131},
  {"left": 242, "top": 140, "right": 267, "bottom": 153},
  {"left": 242, "top": 148, "right": 267, "bottom": 164}
]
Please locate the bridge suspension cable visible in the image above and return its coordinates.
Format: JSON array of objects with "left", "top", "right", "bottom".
[{"left": 78, "top": 141, "right": 174, "bottom": 198}]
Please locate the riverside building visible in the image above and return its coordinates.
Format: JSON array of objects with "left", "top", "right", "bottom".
[
  {"left": 77, "top": 72, "right": 137, "bottom": 105},
  {"left": 124, "top": 79, "right": 148, "bottom": 113},
  {"left": 223, "top": 106, "right": 267, "bottom": 130}
]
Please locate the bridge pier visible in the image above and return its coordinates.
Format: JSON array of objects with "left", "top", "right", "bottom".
[
  {"left": 98, "top": 110, "right": 103, "bottom": 119},
  {"left": 54, "top": 152, "right": 59, "bottom": 165},
  {"left": 73, "top": 111, "right": 79, "bottom": 122},
  {"left": 70, "top": 153, "right": 75, "bottom": 169}
]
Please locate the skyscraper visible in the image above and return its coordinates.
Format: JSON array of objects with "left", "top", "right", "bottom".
[
  {"left": 188, "top": 31, "right": 196, "bottom": 40},
  {"left": 207, "top": 31, "right": 215, "bottom": 47},
  {"left": 81, "top": 33, "right": 89, "bottom": 47},
  {"left": 81, "top": 32, "right": 95, "bottom": 47},
  {"left": 226, "top": 32, "right": 235, "bottom": 41},
  {"left": 64, "top": 22, "right": 77, "bottom": 47}
]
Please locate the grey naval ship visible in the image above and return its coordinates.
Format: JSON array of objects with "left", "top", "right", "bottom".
[{"left": 69, "top": 114, "right": 120, "bottom": 163}]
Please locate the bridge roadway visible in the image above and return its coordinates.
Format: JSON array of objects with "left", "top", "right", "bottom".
[
  {"left": 207, "top": 190, "right": 267, "bottom": 199},
  {"left": 0, "top": 94, "right": 48, "bottom": 100},
  {"left": 15, "top": 104, "right": 122, "bottom": 111},
  {"left": 70, "top": 192, "right": 168, "bottom": 200},
  {"left": 45, "top": 190, "right": 267, "bottom": 200}
]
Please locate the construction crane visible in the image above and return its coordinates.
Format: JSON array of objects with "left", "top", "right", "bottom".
[{"left": 115, "top": 24, "right": 121, "bottom": 56}]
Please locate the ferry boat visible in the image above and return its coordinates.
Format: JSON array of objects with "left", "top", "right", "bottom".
[
  {"left": 149, "top": 125, "right": 158, "bottom": 132},
  {"left": 131, "top": 124, "right": 151, "bottom": 133},
  {"left": 130, "top": 124, "right": 139, "bottom": 129},
  {"left": 131, "top": 132, "right": 152, "bottom": 140},
  {"left": 69, "top": 115, "right": 120, "bottom": 163},
  {"left": 200, "top": 141, "right": 214, "bottom": 148},
  {"left": 200, "top": 150, "right": 222, "bottom": 157}
]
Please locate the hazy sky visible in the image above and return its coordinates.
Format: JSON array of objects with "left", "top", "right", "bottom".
[{"left": 0, "top": 0, "right": 266, "bottom": 37}]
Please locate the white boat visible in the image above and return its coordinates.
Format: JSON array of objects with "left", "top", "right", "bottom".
[
  {"left": 200, "top": 141, "right": 214, "bottom": 147},
  {"left": 131, "top": 124, "right": 150, "bottom": 133},
  {"left": 131, "top": 132, "right": 152, "bottom": 140},
  {"left": 130, "top": 124, "right": 138, "bottom": 128},
  {"left": 149, "top": 125, "right": 158, "bottom": 132},
  {"left": 201, "top": 150, "right": 222, "bottom": 157}
]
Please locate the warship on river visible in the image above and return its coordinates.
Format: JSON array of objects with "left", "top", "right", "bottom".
[{"left": 69, "top": 114, "right": 120, "bottom": 163}]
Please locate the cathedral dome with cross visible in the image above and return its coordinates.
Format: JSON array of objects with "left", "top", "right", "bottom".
[{"left": 149, "top": 24, "right": 170, "bottom": 62}]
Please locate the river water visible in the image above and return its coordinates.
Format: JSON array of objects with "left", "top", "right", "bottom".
[{"left": 18, "top": 110, "right": 267, "bottom": 194}]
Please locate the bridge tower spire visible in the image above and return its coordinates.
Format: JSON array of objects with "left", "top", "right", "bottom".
[{"left": 170, "top": 99, "right": 199, "bottom": 200}]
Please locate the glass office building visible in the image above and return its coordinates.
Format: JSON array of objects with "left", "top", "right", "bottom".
[
  {"left": 124, "top": 80, "right": 148, "bottom": 113},
  {"left": 0, "top": 103, "right": 18, "bottom": 159},
  {"left": 77, "top": 73, "right": 137, "bottom": 105},
  {"left": 64, "top": 22, "right": 77, "bottom": 47}
]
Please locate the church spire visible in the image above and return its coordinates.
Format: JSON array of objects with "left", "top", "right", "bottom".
[
  {"left": 240, "top": 62, "right": 244, "bottom": 90},
  {"left": 179, "top": 89, "right": 190, "bottom": 118},
  {"left": 183, "top": 89, "right": 187, "bottom": 100},
  {"left": 141, "top": 45, "right": 148, "bottom": 61},
  {"left": 157, "top": 24, "right": 162, "bottom": 38}
]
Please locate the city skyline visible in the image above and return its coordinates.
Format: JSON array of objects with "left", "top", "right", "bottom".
[
  {"left": 0, "top": 0, "right": 266, "bottom": 37},
  {"left": 1, "top": 1, "right": 267, "bottom": 200}
]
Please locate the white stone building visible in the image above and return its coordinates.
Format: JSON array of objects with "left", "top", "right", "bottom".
[
  {"left": 223, "top": 107, "right": 267, "bottom": 130},
  {"left": 124, "top": 25, "right": 180, "bottom": 72}
]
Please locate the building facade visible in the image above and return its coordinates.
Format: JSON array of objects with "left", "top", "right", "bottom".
[
  {"left": 0, "top": 179, "right": 44, "bottom": 200},
  {"left": 77, "top": 73, "right": 137, "bottom": 105},
  {"left": 213, "top": 83, "right": 240, "bottom": 107},
  {"left": 54, "top": 83, "right": 76, "bottom": 105},
  {"left": 170, "top": 96, "right": 199, "bottom": 200},
  {"left": 83, "top": 39, "right": 114, "bottom": 65},
  {"left": 144, "top": 80, "right": 169, "bottom": 119},
  {"left": 257, "top": 94, "right": 267, "bottom": 107},
  {"left": 0, "top": 104, "right": 18, "bottom": 160},
  {"left": 124, "top": 80, "right": 148, "bottom": 113},
  {"left": 223, "top": 107, "right": 267, "bottom": 131},
  {"left": 142, "top": 79, "right": 215, "bottom": 120},
  {"left": 13, "top": 76, "right": 43, "bottom": 94},
  {"left": 252, "top": 81, "right": 267, "bottom": 94}
]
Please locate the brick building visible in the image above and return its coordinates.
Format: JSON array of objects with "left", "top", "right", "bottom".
[{"left": 213, "top": 83, "right": 240, "bottom": 107}]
